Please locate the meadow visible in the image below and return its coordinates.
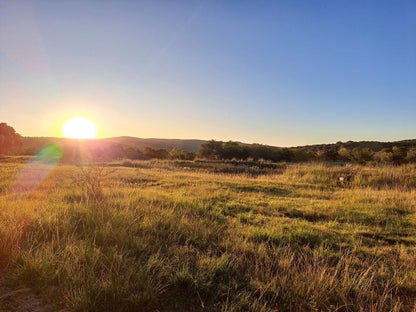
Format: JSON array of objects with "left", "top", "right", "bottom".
[{"left": 0, "top": 158, "right": 415, "bottom": 311}]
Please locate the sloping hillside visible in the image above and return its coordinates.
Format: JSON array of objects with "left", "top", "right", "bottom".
[
  {"left": 21, "top": 136, "right": 206, "bottom": 154},
  {"left": 103, "top": 136, "right": 206, "bottom": 152}
]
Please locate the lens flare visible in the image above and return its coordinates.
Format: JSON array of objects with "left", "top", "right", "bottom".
[
  {"left": 9, "top": 144, "right": 63, "bottom": 194},
  {"left": 61, "top": 117, "right": 98, "bottom": 139}
]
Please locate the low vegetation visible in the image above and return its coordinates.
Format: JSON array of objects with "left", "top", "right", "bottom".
[{"left": 1, "top": 159, "right": 415, "bottom": 311}]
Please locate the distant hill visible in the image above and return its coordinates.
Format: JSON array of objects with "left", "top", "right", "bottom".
[
  {"left": 103, "top": 136, "right": 206, "bottom": 152},
  {"left": 21, "top": 136, "right": 206, "bottom": 155},
  {"left": 21, "top": 136, "right": 416, "bottom": 156}
]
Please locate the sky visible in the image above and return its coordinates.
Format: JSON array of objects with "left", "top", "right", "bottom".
[{"left": 0, "top": 0, "right": 415, "bottom": 146}]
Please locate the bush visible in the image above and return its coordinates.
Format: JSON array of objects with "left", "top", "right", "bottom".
[{"left": 75, "top": 163, "right": 113, "bottom": 202}]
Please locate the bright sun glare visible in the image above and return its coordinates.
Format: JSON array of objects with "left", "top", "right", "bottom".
[{"left": 61, "top": 117, "right": 98, "bottom": 139}]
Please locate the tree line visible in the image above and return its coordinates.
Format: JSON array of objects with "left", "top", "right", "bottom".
[
  {"left": 198, "top": 140, "right": 416, "bottom": 164},
  {"left": 123, "top": 146, "right": 196, "bottom": 160},
  {"left": 1, "top": 123, "right": 415, "bottom": 164}
]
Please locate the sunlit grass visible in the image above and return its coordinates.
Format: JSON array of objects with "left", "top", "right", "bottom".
[{"left": 1, "top": 160, "right": 415, "bottom": 311}]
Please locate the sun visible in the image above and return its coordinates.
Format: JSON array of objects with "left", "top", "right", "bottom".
[{"left": 61, "top": 116, "right": 98, "bottom": 139}]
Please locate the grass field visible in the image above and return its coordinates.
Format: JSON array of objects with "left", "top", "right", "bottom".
[{"left": 1, "top": 159, "right": 416, "bottom": 311}]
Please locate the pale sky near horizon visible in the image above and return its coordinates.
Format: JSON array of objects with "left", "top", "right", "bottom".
[{"left": 1, "top": 0, "right": 415, "bottom": 147}]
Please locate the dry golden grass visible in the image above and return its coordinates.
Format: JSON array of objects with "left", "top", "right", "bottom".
[{"left": 1, "top": 159, "right": 415, "bottom": 311}]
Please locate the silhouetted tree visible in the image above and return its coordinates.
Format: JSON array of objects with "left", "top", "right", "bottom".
[
  {"left": 222, "top": 141, "right": 243, "bottom": 159},
  {"left": 392, "top": 146, "right": 407, "bottom": 164},
  {"left": 374, "top": 148, "right": 393, "bottom": 163},
  {"left": 351, "top": 147, "right": 374, "bottom": 164},
  {"left": 316, "top": 149, "right": 339, "bottom": 161},
  {"left": 170, "top": 148, "right": 181, "bottom": 160},
  {"left": 170, "top": 148, "right": 195, "bottom": 160},
  {"left": 0, "top": 123, "right": 22, "bottom": 155},
  {"left": 269, "top": 148, "right": 293, "bottom": 162},
  {"left": 291, "top": 148, "right": 313, "bottom": 162},
  {"left": 143, "top": 147, "right": 169, "bottom": 159},
  {"left": 406, "top": 148, "right": 416, "bottom": 163},
  {"left": 338, "top": 147, "right": 351, "bottom": 161},
  {"left": 250, "top": 144, "right": 272, "bottom": 161},
  {"left": 180, "top": 150, "right": 196, "bottom": 160},
  {"left": 199, "top": 140, "right": 224, "bottom": 159}
]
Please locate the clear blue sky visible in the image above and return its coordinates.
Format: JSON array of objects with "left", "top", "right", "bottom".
[{"left": 1, "top": 0, "right": 415, "bottom": 146}]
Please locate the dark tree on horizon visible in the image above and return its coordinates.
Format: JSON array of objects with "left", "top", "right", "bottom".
[{"left": 0, "top": 123, "right": 22, "bottom": 155}]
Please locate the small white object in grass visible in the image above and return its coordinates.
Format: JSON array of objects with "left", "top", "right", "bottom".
[{"left": 339, "top": 177, "right": 344, "bottom": 182}]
